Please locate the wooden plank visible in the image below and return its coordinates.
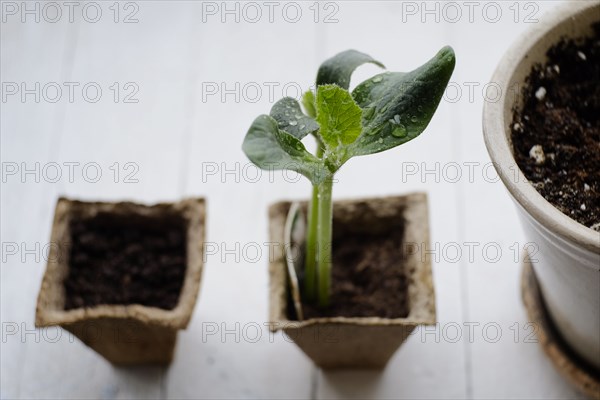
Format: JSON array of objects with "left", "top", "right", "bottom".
[
  {"left": 48, "top": 4, "right": 198, "bottom": 399},
  {"left": 315, "top": 2, "right": 466, "bottom": 398},
  {"left": 1, "top": 14, "right": 74, "bottom": 399},
  {"left": 169, "top": 3, "right": 319, "bottom": 398},
  {"left": 454, "top": 1, "right": 586, "bottom": 398}
]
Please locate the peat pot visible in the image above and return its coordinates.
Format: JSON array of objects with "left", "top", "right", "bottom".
[
  {"left": 268, "top": 193, "right": 436, "bottom": 369},
  {"left": 483, "top": 1, "right": 600, "bottom": 370},
  {"left": 35, "top": 197, "right": 206, "bottom": 365}
]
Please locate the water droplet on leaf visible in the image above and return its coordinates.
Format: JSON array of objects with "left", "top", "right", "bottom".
[{"left": 391, "top": 124, "right": 407, "bottom": 138}]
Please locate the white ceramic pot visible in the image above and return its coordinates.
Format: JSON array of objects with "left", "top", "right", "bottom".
[{"left": 483, "top": 1, "right": 600, "bottom": 370}]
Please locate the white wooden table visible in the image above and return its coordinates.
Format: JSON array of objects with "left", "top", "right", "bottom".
[{"left": 1, "top": 1, "right": 589, "bottom": 398}]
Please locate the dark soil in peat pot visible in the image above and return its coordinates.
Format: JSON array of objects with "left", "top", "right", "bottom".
[
  {"left": 302, "top": 227, "right": 409, "bottom": 319},
  {"left": 511, "top": 23, "right": 600, "bottom": 231},
  {"left": 63, "top": 212, "right": 187, "bottom": 310}
]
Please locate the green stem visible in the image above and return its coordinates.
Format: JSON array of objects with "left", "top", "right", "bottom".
[
  {"left": 316, "top": 176, "right": 333, "bottom": 308},
  {"left": 304, "top": 144, "right": 324, "bottom": 303},
  {"left": 304, "top": 183, "right": 319, "bottom": 302}
]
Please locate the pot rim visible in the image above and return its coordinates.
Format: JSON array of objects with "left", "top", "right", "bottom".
[{"left": 482, "top": 0, "right": 600, "bottom": 254}]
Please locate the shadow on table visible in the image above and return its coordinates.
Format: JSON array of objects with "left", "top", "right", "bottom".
[
  {"left": 112, "top": 364, "right": 165, "bottom": 389},
  {"left": 319, "top": 369, "right": 383, "bottom": 397}
]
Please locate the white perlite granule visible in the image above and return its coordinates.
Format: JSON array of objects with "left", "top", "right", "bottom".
[
  {"left": 529, "top": 145, "right": 545, "bottom": 165},
  {"left": 535, "top": 87, "right": 547, "bottom": 100}
]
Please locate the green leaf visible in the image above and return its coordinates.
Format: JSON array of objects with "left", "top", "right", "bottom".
[
  {"left": 302, "top": 90, "right": 317, "bottom": 119},
  {"left": 315, "top": 85, "right": 363, "bottom": 154},
  {"left": 348, "top": 46, "right": 456, "bottom": 157},
  {"left": 270, "top": 97, "right": 319, "bottom": 140},
  {"left": 316, "top": 50, "right": 385, "bottom": 90},
  {"left": 242, "top": 115, "right": 328, "bottom": 185}
]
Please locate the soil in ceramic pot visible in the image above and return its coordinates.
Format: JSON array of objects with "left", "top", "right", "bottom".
[
  {"left": 63, "top": 212, "right": 187, "bottom": 310},
  {"left": 511, "top": 24, "right": 600, "bottom": 231},
  {"left": 302, "top": 228, "right": 409, "bottom": 319}
]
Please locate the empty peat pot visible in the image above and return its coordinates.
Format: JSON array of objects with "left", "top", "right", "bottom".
[
  {"left": 36, "top": 197, "right": 206, "bottom": 365},
  {"left": 483, "top": 2, "right": 600, "bottom": 370},
  {"left": 268, "top": 193, "right": 435, "bottom": 369}
]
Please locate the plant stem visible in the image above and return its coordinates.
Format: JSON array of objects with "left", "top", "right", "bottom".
[
  {"left": 304, "top": 145, "right": 323, "bottom": 303},
  {"left": 304, "top": 184, "right": 319, "bottom": 302},
  {"left": 316, "top": 176, "right": 333, "bottom": 308}
]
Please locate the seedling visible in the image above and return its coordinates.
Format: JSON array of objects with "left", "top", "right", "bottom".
[{"left": 243, "top": 47, "right": 455, "bottom": 308}]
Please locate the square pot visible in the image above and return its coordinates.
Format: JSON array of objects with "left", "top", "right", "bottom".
[
  {"left": 35, "top": 197, "right": 206, "bottom": 365},
  {"left": 268, "top": 193, "right": 435, "bottom": 369}
]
